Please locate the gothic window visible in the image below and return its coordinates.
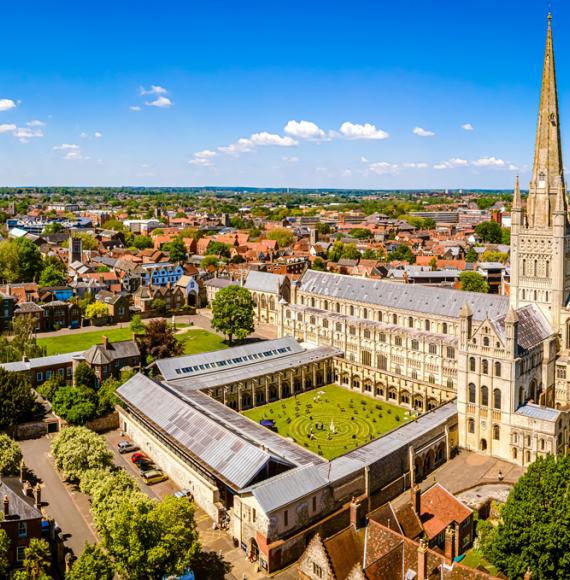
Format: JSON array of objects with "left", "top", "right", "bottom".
[
  {"left": 519, "top": 386, "right": 525, "bottom": 406},
  {"left": 534, "top": 290, "right": 538, "bottom": 301},
  {"left": 378, "top": 311, "right": 383, "bottom": 322},
  {"left": 442, "top": 322, "right": 448, "bottom": 334},
  {"left": 493, "top": 425, "right": 500, "bottom": 440},
  {"left": 469, "top": 357, "right": 476, "bottom": 371},
  {"left": 335, "top": 322, "right": 342, "bottom": 332},
  {"left": 411, "top": 370, "right": 418, "bottom": 380},
  {"left": 408, "top": 316, "right": 414, "bottom": 328},
  {"left": 546, "top": 260, "right": 550, "bottom": 278},
  {"left": 482, "top": 359, "right": 489, "bottom": 374},
  {"left": 323, "top": 319, "right": 329, "bottom": 329},
  {"left": 429, "top": 344, "right": 438, "bottom": 355},
  {"left": 447, "top": 378, "right": 454, "bottom": 389},
  {"left": 428, "top": 374, "right": 435, "bottom": 384},
  {"left": 494, "top": 388, "right": 502, "bottom": 410},
  {"left": 349, "top": 326, "right": 356, "bottom": 336},
  {"left": 522, "top": 259, "right": 526, "bottom": 276},
  {"left": 363, "top": 329, "right": 370, "bottom": 339},
  {"left": 349, "top": 305, "right": 355, "bottom": 316},
  {"left": 395, "top": 336, "right": 402, "bottom": 347},
  {"left": 297, "top": 313, "right": 303, "bottom": 322},
  {"left": 411, "top": 340, "right": 419, "bottom": 351},
  {"left": 310, "top": 316, "right": 316, "bottom": 325},
  {"left": 425, "top": 320, "right": 430, "bottom": 331},
  {"left": 377, "top": 354, "right": 388, "bottom": 370},
  {"left": 363, "top": 308, "right": 368, "bottom": 319},
  {"left": 361, "top": 350, "right": 372, "bottom": 366},
  {"left": 481, "top": 385, "right": 489, "bottom": 406},
  {"left": 534, "top": 260, "right": 538, "bottom": 277},
  {"left": 513, "top": 448, "right": 518, "bottom": 460},
  {"left": 286, "top": 310, "right": 291, "bottom": 319},
  {"left": 495, "top": 361, "right": 501, "bottom": 377},
  {"left": 392, "top": 313, "right": 398, "bottom": 325},
  {"left": 379, "top": 333, "right": 386, "bottom": 343},
  {"left": 468, "top": 383, "right": 476, "bottom": 403},
  {"left": 468, "top": 418, "right": 475, "bottom": 434},
  {"left": 336, "top": 302, "right": 341, "bottom": 313},
  {"left": 324, "top": 300, "right": 329, "bottom": 310},
  {"left": 299, "top": 296, "right": 304, "bottom": 305},
  {"left": 483, "top": 336, "right": 490, "bottom": 347},
  {"left": 401, "top": 391, "right": 410, "bottom": 404},
  {"left": 446, "top": 346, "right": 455, "bottom": 359},
  {"left": 540, "top": 438, "right": 546, "bottom": 451},
  {"left": 311, "top": 297, "right": 315, "bottom": 307}
]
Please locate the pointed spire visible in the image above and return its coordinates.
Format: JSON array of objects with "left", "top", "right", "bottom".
[
  {"left": 527, "top": 12, "right": 566, "bottom": 227},
  {"left": 513, "top": 175, "right": 522, "bottom": 209}
]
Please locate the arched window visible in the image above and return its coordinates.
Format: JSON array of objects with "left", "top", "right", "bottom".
[
  {"left": 363, "top": 308, "right": 368, "bottom": 319},
  {"left": 534, "top": 259, "right": 538, "bottom": 276},
  {"left": 378, "top": 311, "right": 383, "bottom": 322},
  {"left": 481, "top": 385, "right": 489, "bottom": 407},
  {"left": 442, "top": 322, "right": 448, "bottom": 334},
  {"left": 392, "top": 313, "right": 398, "bottom": 325},
  {"left": 494, "top": 361, "right": 501, "bottom": 377},
  {"left": 310, "top": 297, "right": 315, "bottom": 307},
  {"left": 469, "top": 357, "right": 476, "bottom": 372},
  {"left": 349, "top": 305, "right": 354, "bottom": 316},
  {"left": 546, "top": 260, "right": 550, "bottom": 278},
  {"left": 482, "top": 359, "right": 489, "bottom": 374},
  {"left": 425, "top": 320, "right": 430, "bottom": 331},
  {"left": 323, "top": 300, "right": 329, "bottom": 310},
  {"left": 519, "top": 386, "right": 525, "bottom": 406},
  {"left": 522, "top": 259, "right": 526, "bottom": 276},
  {"left": 408, "top": 316, "right": 414, "bottom": 328},
  {"left": 534, "top": 290, "right": 538, "bottom": 301},
  {"left": 483, "top": 336, "right": 490, "bottom": 347},
  {"left": 468, "top": 418, "right": 475, "bottom": 433},
  {"left": 493, "top": 425, "right": 500, "bottom": 440},
  {"left": 336, "top": 302, "right": 341, "bottom": 313},
  {"left": 512, "top": 448, "right": 518, "bottom": 460},
  {"left": 468, "top": 383, "right": 476, "bottom": 403},
  {"left": 493, "top": 388, "right": 501, "bottom": 410}
]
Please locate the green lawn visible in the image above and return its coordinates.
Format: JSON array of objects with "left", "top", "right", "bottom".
[
  {"left": 461, "top": 549, "right": 499, "bottom": 576},
  {"left": 38, "top": 326, "right": 227, "bottom": 356},
  {"left": 243, "top": 384, "right": 413, "bottom": 460}
]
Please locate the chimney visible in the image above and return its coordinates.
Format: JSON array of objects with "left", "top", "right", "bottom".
[
  {"left": 19, "top": 460, "right": 26, "bottom": 483},
  {"left": 102, "top": 335, "right": 108, "bottom": 348},
  {"left": 349, "top": 497, "right": 362, "bottom": 529},
  {"left": 444, "top": 526, "right": 455, "bottom": 562},
  {"left": 417, "top": 538, "right": 428, "bottom": 580},
  {"left": 22, "top": 354, "right": 29, "bottom": 363},
  {"left": 3, "top": 495, "right": 8, "bottom": 516},
  {"left": 524, "top": 568, "right": 533, "bottom": 580},
  {"left": 411, "top": 484, "right": 421, "bottom": 515},
  {"left": 34, "top": 484, "right": 42, "bottom": 509}
]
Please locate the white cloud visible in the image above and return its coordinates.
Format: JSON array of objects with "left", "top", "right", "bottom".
[
  {"left": 340, "top": 121, "right": 389, "bottom": 140},
  {"left": 145, "top": 96, "right": 173, "bottom": 108},
  {"left": 284, "top": 120, "right": 325, "bottom": 140},
  {"left": 81, "top": 131, "right": 104, "bottom": 139},
  {"left": 26, "top": 120, "right": 45, "bottom": 127},
  {"left": 64, "top": 150, "right": 89, "bottom": 161},
  {"left": 360, "top": 156, "right": 369, "bottom": 163},
  {"left": 401, "top": 162, "right": 428, "bottom": 169},
  {"left": 129, "top": 105, "right": 141, "bottom": 111},
  {"left": 12, "top": 127, "right": 44, "bottom": 143},
  {"left": 433, "top": 158, "right": 469, "bottom": 170},
  {"left": 53, "top": 143, "right": 79, "bottom": 151},
  {"left": 368, "top": 161, "right": 399, "bottom": 175},
  {"left": 0, "top": 124, "right": 17, "bottom": 134},
  {"left": 250, "top": 132, "right": 297, "bottom": 147},
  {"left": 413, "top": 126, "right": 435, "bottom": 137},
  {"left": 342, "top": 169, "right": 352, "bottom": 177},
  {"left": 189, "top": 157, "right": 214, "bottom": 167},
  {"left": 195, "top": 149, "right": 217, "bottom": 159},
  {"left": 218, "top": 138, "right": 255, "bottom": 155},
  {"left": 282, "top": 156, "right": 299, "bottom": 163},
  {"left": 140, "top": 85, "right": 168, "bottom": 96},
  {"left": 461, "top": 123, "right": 474, "bottom": 131},
  {"left": 80, "top": 132, "right": 89, "bottom": 139},
  {"left": 95, "top": 131, "right": 103, "bottom": 138},
  {"left": 472, "top": 156, "right": 506, "bottom": 167},
  {"left": 508, "top": 163, "right": 519, "bottom": 171},
  {"left": 0, "top": 99, "right": 17, "bottom": 112}
]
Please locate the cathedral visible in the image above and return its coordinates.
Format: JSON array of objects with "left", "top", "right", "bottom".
[{"left": 279, "top": 14, "right": 570, "bottom": 467}]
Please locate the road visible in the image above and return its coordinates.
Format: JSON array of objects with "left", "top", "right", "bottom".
[{"left": 19, "top": 436, "right": 97, "bottom": 556}]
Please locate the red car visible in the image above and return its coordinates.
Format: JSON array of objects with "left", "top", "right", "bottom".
[{"left": 131, "top": 452, "right": 148, "bottom": 464}]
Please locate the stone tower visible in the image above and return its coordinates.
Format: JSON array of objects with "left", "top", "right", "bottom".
[{"left": 510, "top": 14, "right": 570, "bottom": 332}]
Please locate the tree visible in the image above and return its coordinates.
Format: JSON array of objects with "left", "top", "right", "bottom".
[
  {"left": 459, "top": 271, "right": 489, "bottom": 293},
  {"left": 201, "top": 255, "right": 219, "bottom": 270},
  {"left": 480, "top": 250, "right": 509, "bottom": 263},
  {"left": 327, "top": 241, "right": 344, "bottom": 262},
  {"left": 51, "top": 426, "right": 113, "bottom": 482},
  {"left": 0, "top": 314, "right": 47, "bottom": 363},
  {"left": 341, "top": 243, "right": 361, "bottom": 261},
  {"left": 351, "top": 228, "right": 373, "bottom": 240},
  {"left": 13, "top": 237, "right": 44, "bottom": 283},
  {"left": 97, "top": 378, "right": 121, "bottom": 415},
  {"left": 475, "top": 221, "right": 503, "bottom": 243},
  {"left": 167, "top": 236, "right": 187, "bottom": 263},
  {"left": 67, "top": 544, "right": 115, "bottom": 580},
  {"left": 0, "top": 529, "right": 9, "bottom": 579},
  {"left": 96, "top": 265, "right": 111, "bottom": 273},
  {"left": 465, "top": 247, "right": 479, "bottom": 263},
  {"left": 43, "top": 221, "right": 64, "bottom": 234},
  {"left": 38, "top": 263, "right": 67, "bottom": 287},
  {"left": 129, "top": 314, "right": 145, "bottom": 334},
  {"left": 66, "top": 232, "right": 98, "bottom": 250},
  {"left": 11, "top": 538, "right": 52, "bottom": 580},
  {"left": 0, "top": 239, "right": 20, "bottom": 283},
  {"left": 132, "top": 235, "right": 153, "bottom": 250},
  {"left": 100, "top": 495, "right": 200, "bottom": 580},
  {"left": 85, "top": 301, "right": 109, "bottom": 320},
  {"left": 74, "top": 361, "right": 97, "bottom": 389},
  {"left": 151, "top": 297, "right": 167, "bottom": 314},
  {"left": 211, "top": 285, "right": 255, "bottom": 345},
  {"left": 52, "top": 386, "right": 98, "bottom": 425},
  {"left": 36, "top": 374, "right": 66, "bottom": 401},
  {"left": 362, "top": 249, "right": 378, "bottom": 260},
  {"left": 316, "top": 223, "right": 331, "bottom": 235},
  {"left": 206, "top": 241, "right": 231, "bottom": 258},
  {"left": 0, "top": 433, "right": 22, "bottom": 475},
  {"left": 429, "top": 257, "right": 438, "bottom": 271},
  {"left": 387, "top": 245, "right": 415, "bottom": 264},
  {"left": 137, "top": 319, "right": 183, "bottom": 363},
  {"left": 0, "top": 368, "right": 36, "bottom": 430},
  {"left": 501, "top": 228, "right": 511, "bottom": 245},
  {"left": 489, "top": 455, "right": 570, "bottom": 579},
  {"left": 265, "top": 227, "right": 295, "bottom": 248},
  {"left": 312, "top": 257, "right": 326, "bottom": 271}
]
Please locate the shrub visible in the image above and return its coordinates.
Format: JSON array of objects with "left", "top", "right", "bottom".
[{"left": 0, "top": 434, "right": 22, "bottom": 476}]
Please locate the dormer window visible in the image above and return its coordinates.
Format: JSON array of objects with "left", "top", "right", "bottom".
[{"left": 539, "top": 172, "right": 546, "bottom": 188}]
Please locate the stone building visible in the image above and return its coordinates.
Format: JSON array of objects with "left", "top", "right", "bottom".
[{"left": 245, "top": 270, "right": 290, "bottom": 325}]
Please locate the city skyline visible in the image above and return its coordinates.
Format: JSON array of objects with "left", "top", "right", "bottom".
[{"left": 0, "top": 0, "right": 567, "bottom": 188}]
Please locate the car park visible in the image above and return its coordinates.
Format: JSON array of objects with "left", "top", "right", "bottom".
[
  {"left": 117, "top": 441, "right": 139, "bottom": 454},
  {"left": 131, "top": 452, "right": 148, "bottom": 463},
  {"left": 141, "top": 470, "right": 168, "bottom": 485}
]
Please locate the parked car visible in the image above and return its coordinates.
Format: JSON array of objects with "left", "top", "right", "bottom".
[
  {"left": 117, "top": 441, "right": 139, "bottom": 454},
  {"left": 174, "top": 488, "right": 193, "bottom": 500},
  {"left": 131, "top": 452, "right": 148, "bottom": 464},
  {"left": 138, "top": 461, "right": 158, "bottom": 474},
  {"left": 141, "top": 470, "right": 168, "bottom": 485}
]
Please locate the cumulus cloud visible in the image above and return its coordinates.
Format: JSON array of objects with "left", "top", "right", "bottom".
[
  {"left": 0, "top": 99, "right": 17, "bottom": 112},
  {"left": 284, "top": 120, "right": 325, "bottom": 140},
  {"left": 12, "top": 127, "right": 44, "bottom": 143},
  {"left": 53, "top": 144, "right": 79, "bottom": 151},
  {"left": 95, "top": 131, "right": 103, "bottom": 138},
  {"left": 218, "top": 132, "right": 297, "bottom": 156},
  {"left": 282, "top": 156, "right": 299, "bottom": 163},
  {"left": 53, "top": 143, "right": 88, "bottom": 160},
  {"left": 145, "top": 96, "right": 173, "bottom": 108},
  {"left": 189, "top": 149, "right": 217, "bottom": 167},
  {"left": 26, "top": 120, "right": 45, "bottom": 127},
  {"left": 0, "top": 124, "right": 17, "bottom": 134},
  {"left": 129, "top": 105, "right": 141, "bottom": 111},
  {"left": 401, "top": 162, "right": 429, "bottom": 169},
  {"left": 81, "top": 131, "right": 103, "bottom": 139},
  {"left": 413, "top": 126, "right": 435, "bottom": 137},
  {"left": 433, "top": 158, "right": 469, "bottom": 170},
  {"left": 472, "top": 156, "right": 505, "bottom": 167},
  {"left": 461, "top": 123, "right": 474, "bottom": 131},
  {"left": 195, "top": 149, "right": 217, "bottom": 159},
  {"left": 340, "top": 121, "right": 389, "bottom": 140},
  {"left": 140, "top": 85, "right": 168, "bottom": 96},
  {"left": 63, "top": 150, "right": 89, "bottom": 161},
  {"left": 369, "top": 161, "right": 399, "bottom": 175}
]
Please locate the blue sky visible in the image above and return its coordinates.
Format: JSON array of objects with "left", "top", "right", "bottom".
[{"left": 0, "top": 1, "right": 567, "bottom": 188}]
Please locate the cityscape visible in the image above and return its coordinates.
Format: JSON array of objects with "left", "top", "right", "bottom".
[{"left": 0, "top": 3, "right": 569, "bottom": 580}]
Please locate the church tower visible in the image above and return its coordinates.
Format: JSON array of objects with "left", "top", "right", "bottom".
[{"left": 510, "top": 13, "right": 570, "bottom": 332}]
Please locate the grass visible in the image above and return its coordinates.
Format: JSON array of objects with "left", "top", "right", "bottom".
[
  {"left": 243, "top": 384, "right": 413, "bottom": 460},
  {"left": 38, "top": 326, "right": 227, "bottom": 356},
  {"left": 461, "top": 549, "right": 499, "bottom": 576}
]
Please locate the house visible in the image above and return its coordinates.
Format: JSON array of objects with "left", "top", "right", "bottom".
[
  {"left": 0, "top": 293, "right": 17, "bottom": 331},
  {"left": 140, "top": 263, "right": 185, "bottom": 287},
  {"left": 244, "top": 271, "right": 290, "bottom": 324},
  {"left": 204, "top": 277, "right": 239, "bottom": 304},
  {"left": 95, "top": 290, "right": 131, "bottom": 323},
  {"left": 80, "top": 336, "right": 140, "bottom": 386},
  {"left": 132, "top": 284, "right": 186, "bottom": 314},
  {"left": 13, "top": 302, "right": 45, "bottom": 332},
  {"left": 42, "top": 301, "right": 82, "bottom": 331},
  {"left": 175, "top": 274, "right": 205, "bottom": 307}
]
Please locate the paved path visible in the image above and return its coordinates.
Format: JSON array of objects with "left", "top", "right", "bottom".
[{"left": 19, "top": 436, "right": 96, "bottom": 556}]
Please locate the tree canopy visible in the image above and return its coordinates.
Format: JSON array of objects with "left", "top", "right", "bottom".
[
  {"left": 387, "top": 244, "right": 415, "bottom": 264},
  {"left": 459, "top": 271, "right": 489, "bottom": 293},
  {"left": 67, "top": 544, "right": 115, "bottom": 580},
  {"left": 211, "top": 285, "right": 255, "bottom": 345},
  {"left": 0, "top": 368, "right": 36, "bottom": 430},
  {"left": 265, "top": 227, "right": 295, "bottom": 248},
  {"left": 85, "top": 301, "right": 109, "bottom": 320},
  {"left": 137, "top": 319, "right": 183, "bottom": 363},
  {"left": 38, "top": 262, "right": 67, "bottom": 287},
  {"left": 475, "top": 220, "right": 503, "bottom": 243},
  {"left": 166, "top": 236, "right": 187, "bottom": 263},
  {"left": 0, "top": 433, "right": 22, "bottom": 476}
]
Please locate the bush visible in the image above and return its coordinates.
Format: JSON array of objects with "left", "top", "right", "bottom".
[
  {"left": 53, "top": 386, "right": 98, "bottom": 425},
  {"left": 0, "top": 434, "right": 22, "bottom": 475},
  {"left": 36, "top": 374, "right": 66, "bottom": 401}
]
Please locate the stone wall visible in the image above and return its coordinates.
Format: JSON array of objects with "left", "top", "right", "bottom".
[{"left": 85, "top": 411, "right": 120, "bottom": 433}]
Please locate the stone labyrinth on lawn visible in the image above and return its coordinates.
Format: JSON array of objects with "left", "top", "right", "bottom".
[{"left": 243, "top": 384, "right": 415, "bottom": 460}]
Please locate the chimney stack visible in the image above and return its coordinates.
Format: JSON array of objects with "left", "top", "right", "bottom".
[
  {"left": 444, "top": 526, "right": 456, "bottom": 562},
  {"left": 34, "top": 484, "right": 42, "bottom": 509},
  {"left": 411, "top": 484, "right": 421, "bottom": 515},
  {"left": 417, "top": 538, "right": 428, "bottom": 580},
  {"left": 102, "top": 335, "right": 108, "bottom": 348},
  {"left": 3, "top": 495, "right": 8, "bottom": 516}
]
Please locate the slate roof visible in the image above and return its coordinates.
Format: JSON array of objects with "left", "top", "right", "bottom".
[
  {"left": 244, "top": 270, "right": 285, "bottom": 294},
  {"left": 0, "top": 478, "right": 42, "bottom": 521},
  {"left": 0, "top": 351, "right": 83, "bottom": 372},
  {"left": 204, "top": 278, "right": 238, "bottom": 289},
  {"left": 82, "top": 339, "right": 139, "bottom": 365},
  {"left": 516, "top": 402, "right": 561, "bottom": 422},
  {"left": 492, "top": 304, "right": 553, "bottom": 351},
  {"left": 15, "top": 302, "right": 44, "bottom": 313},
  {"left": 299, "top": 270, "right": 509, "bottom": 321}
]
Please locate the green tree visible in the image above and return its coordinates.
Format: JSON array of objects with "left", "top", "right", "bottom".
[
  {"left": 0, "top": 529, "right": 9, "bottom": 579},
  {"left": 43, "top": 221, "right": 64, "bottom": 234},
  {"left": 475, "top": 221, "right": 503, "bottom": 243},
  {"left": 0, "top": 368, "right": 36, "bottom": 430},
  {"left": 206, "top": 241, "right": 231, "bottom": 258},
  {"left": 311, "top": 257, "right": 326, "bottom": 271},
  {"left": 490, "top": 455, "right": 570, "bottom": 579},
  {"left": 316, "top": 223, "right": 331, "bottom": 235},
  {"left": 67, "top": 544, "right": 115, "bottom": 580},
  {"left": 51, "top": 426, "right": 113, "bottom": 482},
  {"left": 351, "top": 228, "right": 373, "bottom": 240},
  {"left": 0, "top": 433, "right": 22, "bottom": 475},
  {"left": 97, "top": 378, "right": 121, "bottom": 415},
  {"left": 327, "top": 241, "right": 344, "bottom": 262},
  {"left": 137, "top": 319, "right": 183, "bottom": 363},
  {"left": 14, "top": 238, "right": 44, "bottom": 283},
  {"left": 465, "top": 247, "right": 479, "bottom": 263},
  {"left": 501, "top": 227, "right": 511, "bottom": 245},
  {"left": 151, "top": 297, "right": 167, "bottom": 314},
  {"left": 11, "top": 538, "right": 52, "bottom": 580},
  {"left": 361, "top": 249, "right": 378, "bottom": 260},
  {"left": 74, "top": 361, "right": 97, "bottom": 389},
  {"left": 52, "top": 386, "right": 98, "bottom": 425},
  {"left": 95, "top": 265, "right": 111, "bottom": 272},
  {"left": 265, "top": 227, "right": 295, "bottom": 248},
  {"left": 340, "top": 243, "right": 361, "bottom": 261},
  {"left": 429, "top": 257, "right": 438, "bottom": 271},
  {"left": 387, "top": 245, "right": 415, "bottom": 264},
  {"left": 480, "top": 250, "right": 509, "bottom": 263},
  {"left": 0, "top": 314, "right": 47, "bottom": 363},
  {"left": 459, "top": 271, "right": 489, "bottom": 293},
  {"left": 211, "top": 285, "right": 255, "bottom": 345},
  {"left": 201, "top": 255, "right": 219, "bottom": 270},
  {"left": 132, "top": 235, "right": 153, "bottom": 250},
  {"left": 85, "top": 301, "right": 108, "bottom": 320},
  {"left": 0, "top": 239, "right": 20, "bottom": 283},
  {"left": 129, "top": 314, "right": 145, "bottom": 334},
  {"left": 36, "top": 374, "right": 66, "bottom": 401},
  {"left": 166, "top": 236, "right": 187, "bottom": 263},
  {"left": 38, "top": 263, "right": 67, "bottom": 287}
]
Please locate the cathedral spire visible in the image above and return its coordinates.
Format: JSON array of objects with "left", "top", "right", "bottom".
[
  {"left": 513, "top": 175, "right": 522, "bottom": 209},
  {"left": 527, "top": 12, "right": 566, "bottom": 228}
]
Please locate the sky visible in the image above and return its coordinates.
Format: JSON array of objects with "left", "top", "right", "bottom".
[{"left": 0, "top": 0, "right": 568, "bottom": 189}]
